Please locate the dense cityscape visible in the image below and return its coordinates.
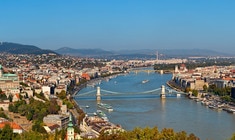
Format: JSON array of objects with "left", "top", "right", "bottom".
[
  {"left": 1, "top": 1, "right": 235, "bottom": 139},
  {"left": 0, "top": 52, "right": 234, "bottom": 139}
]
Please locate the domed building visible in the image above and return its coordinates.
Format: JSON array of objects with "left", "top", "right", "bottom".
[{"left": 0, "top": 65, "right": 20, "bottom": 95}]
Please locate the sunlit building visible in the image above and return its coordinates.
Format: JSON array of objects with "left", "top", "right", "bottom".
[{"left": 0, "top": 65, "right": 20, "bottom": 94}]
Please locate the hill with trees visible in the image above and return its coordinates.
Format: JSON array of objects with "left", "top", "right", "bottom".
[{"left": 0, "top": 42, "right": 57, "bottom": 55}]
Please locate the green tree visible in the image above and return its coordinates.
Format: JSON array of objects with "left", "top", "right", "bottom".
[
  {"left": 187, "top": 133, "right": 199, "bottom": 140},
  {"left": 192, "top": 89, "right": 198, "bottom": 97},
  {"left": 203, "top": 84, "right": 208, "bottom": 92},
  {"left": 47, "top": 100, "right": 60, "bottom": 114},
  {"left": 54, "top": 129, "right": 59, "bottom": 140},
  {"left": 222, "top": 95, "right": 232, "bottom": 102},
  {"left": 63, "top": 100, "right": 74, "bottom": 109},
  {"left": 0, "top": 93, "right": 7, "bottom": 100},
  {"left": 58, "top": 90, "right": 67, "bottom": 100},
  {"left": 18, "top": 104, "right": 28, "bottom": 116},
  {"left": 8, "top": 94, "right": 13, "bottom": 102},
  {"left": 8, "top": 104, "right": 17, "bottom": 113},
  {"left": 94, "top": 127, "right": 199, "bottom": 140},
  {"left": 14, "top": 131, "right": 47, "bottom": 140},
  {"left": 185, "top": 87, "right": 191, "bottom": 93},
  {"left": 26, "top": 111, "right": 34, "bottom": 121},
  {"left": 60, "top": 129, "right": 66, "bottom": 140},
  {"left": 32, "top": 121, "right": 46, "bottom": 133},
  {"left": 231, "top": 133, "right": 235, "bottom": 140},
  {"left": 0, "top": 112, "right": 8, "bottom": 119},
  {"left": 0, "top": 124, "right": 13, "bottom": 140}
]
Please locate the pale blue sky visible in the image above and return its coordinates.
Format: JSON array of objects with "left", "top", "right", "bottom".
[{"left": 0, "top": 0, "right": 235, "bottom": 53}]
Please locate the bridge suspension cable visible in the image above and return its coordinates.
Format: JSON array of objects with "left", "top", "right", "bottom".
[
  {"left": 76, "top": 90, "right": 96, "bottom": 96},
  {"left": 75, "top": 87, "right": 183, "bottom": 97},
  {"left": 100, "top": 88, "right": 161, "bottom": 95}
]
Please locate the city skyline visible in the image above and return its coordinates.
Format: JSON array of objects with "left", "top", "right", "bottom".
[{"left": 1, "top": 0, "right": 235, "bottom": 53}]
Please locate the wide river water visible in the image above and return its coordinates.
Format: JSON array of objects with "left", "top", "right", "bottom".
[{"left": 75, "top": 69, "right": 235, "bottom": 140}]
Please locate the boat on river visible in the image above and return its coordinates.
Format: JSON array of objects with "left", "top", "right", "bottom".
[
  {"left": 142, "top": 80, "right": 149, "bottom": 84},
  {"left": 96, "top": 110, "right": 109, "bottom": 121},
  {"left": 225, "top": 108, "right": 235, "bottom": 114},
  {"left": 97, "top": 103, "right": 113, "bottom": 111}
]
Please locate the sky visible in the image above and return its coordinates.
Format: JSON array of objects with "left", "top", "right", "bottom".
[{"left": 0, "top": 0, "right": 235, "bottom": 53}]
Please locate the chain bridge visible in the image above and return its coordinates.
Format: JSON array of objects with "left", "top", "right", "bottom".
[
  {"left": 74, "top": 85, "right": 185, "bottom": 100},
  {"left": 130, "top": 69, "right": 156, "bottom": 74}
]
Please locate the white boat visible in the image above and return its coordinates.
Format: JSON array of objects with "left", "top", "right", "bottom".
[
  {"left": 142, "top": 80, "right": 149, "bottom": 84},
  {"left": 97, "top": 103, "right": 113, "bottom": 111}
]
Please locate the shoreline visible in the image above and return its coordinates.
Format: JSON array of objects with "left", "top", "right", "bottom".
[
  {"left": 70, "top": 72, "right": 126, "bottom": 125},
  {"left": 166, "top": 80, "right": 186, "bottom": 93},
  {"left": 166, "top": 78, "right": 235, "bottom": 115}
]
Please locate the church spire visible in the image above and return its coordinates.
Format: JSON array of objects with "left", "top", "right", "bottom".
[
  {"left": 67, "top": 112, "right": 75, "bottom": 140},
  {"left": 68, "top": 113, "right": 73, "bottom": 127}
]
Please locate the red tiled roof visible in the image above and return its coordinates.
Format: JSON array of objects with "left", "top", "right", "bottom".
[
  {"left": 15, "top": 94, "right": 20, "bottom": 99},
  {"left": 0, "top": 122, "right": 23, "bottom": 130},
  {"left": 223, "top": 77, "right": 235, "bottom": 81},
  {"left": 230, "top": 70, "right": 235, "bottom": 73},
  {"left": 82, "top": 73, "right": 90, "bottom": 80}
]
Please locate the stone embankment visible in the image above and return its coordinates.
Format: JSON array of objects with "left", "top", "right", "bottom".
[{"left": 166, "top": 80, "right": 185, "bottom": 92}]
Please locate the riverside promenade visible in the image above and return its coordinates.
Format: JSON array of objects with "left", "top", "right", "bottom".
[{"left": 166, "top": 80, "right": 186, "bottom": 92}]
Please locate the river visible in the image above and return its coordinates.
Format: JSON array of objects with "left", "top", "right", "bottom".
[{"left": 74, "top": 69, "right": 235, "bottom": 140}]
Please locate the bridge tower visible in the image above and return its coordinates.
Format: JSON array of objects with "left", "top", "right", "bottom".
[
  {"left": 96, "top": 86, "right": 101, "bottom": 102},
  {"left": 160, "top": 85, "right": 166, "bottom": 98},
  {"left": 160, "top": 70, "right": 163, "bottom": 75}
]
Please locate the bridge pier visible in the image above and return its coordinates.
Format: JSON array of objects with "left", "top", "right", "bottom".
[
  {"left": 160, "top": 85, "right": 166, "bottom": 99},
  {"left": 96, "top": 86, "right": 101, "bottom": 102}
]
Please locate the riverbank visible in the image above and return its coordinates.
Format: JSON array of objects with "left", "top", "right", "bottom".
[
  {"left": 166, "top": 80, "right": 186, "bottom": 92},
  {"left": 167, "top": 79, "right": 235, "bottom": 115},
  {"left": 70, "top": 72, "right": 126, "bottom": 126},
  {"left": 74, "top": 71, "right": 235, "bottom": 140}
]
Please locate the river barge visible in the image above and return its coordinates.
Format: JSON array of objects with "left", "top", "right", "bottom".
[{"left": 97, "top": 103, "right": 113, "bottom": 111}]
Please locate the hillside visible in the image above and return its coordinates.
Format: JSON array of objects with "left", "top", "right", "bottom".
[{"left": 0, "top": 42, "right": 56, "bottom": 55}]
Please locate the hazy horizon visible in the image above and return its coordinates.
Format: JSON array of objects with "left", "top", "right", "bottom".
[{"left": 1, "top": 1, "right": 235, "bottom": 53}]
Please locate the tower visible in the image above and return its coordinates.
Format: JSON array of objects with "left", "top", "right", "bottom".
[
  {"left": 96, "top": 86, "right": 101, "bottom": 101},
  {"left": 175, "top": 65, "right": 179, "bottom": 73},
  {"left": 67, "top": 113, "right": 74, "bottom": 140},
  {"left": 155, "top": 51, "right": 159, "bottom": 64},
  {"left": 160, "top": 85, "right": 166, "bottom": 98}
]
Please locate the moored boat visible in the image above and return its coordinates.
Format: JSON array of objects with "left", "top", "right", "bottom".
[
  {"left": 96, "top": 110, "right": 109, "bottom": 121},
  {"left": 97, "top": 103, "right": 113, "bottom": 111},
  {"left": 226, "top": 108, "right": 235, "bottom": 114}
]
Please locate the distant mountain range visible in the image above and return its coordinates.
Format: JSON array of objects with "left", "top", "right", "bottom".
[
  {"left": 54, "top": 47, "right": 113, "bottom": 57},
  {"left": 0, "top": 42, "right": 56, "bottom": 55},
  {"left": 54, "top": 47, "right": 232, "bottom": 59},
  {"left": 0, "top": 42, "right": 232, "bottom": 58}
]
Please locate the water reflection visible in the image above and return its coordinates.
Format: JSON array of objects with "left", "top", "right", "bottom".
[{"left": 161, "top": 98, "right": 166, "bottom": 110}]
